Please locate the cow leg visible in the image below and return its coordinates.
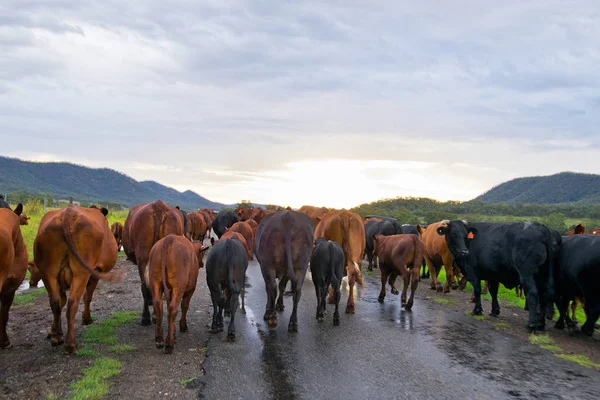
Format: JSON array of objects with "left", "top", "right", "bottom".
[
  {"left": 276, "top": 277, "right": 288, "bottom": 312},
  {"left": 288, "top": 269, "right": 306, "bottom": 333},
  {"left": 580, "top": 300, "right": 599, "bottom": 337},
  {"left": 223, "top": 287, "right": 231, "bottom": 317},
  {"left": 82, "top": 277, "right": 99, "bottom": 325},
  {"left": 346, "top": 266, "right": 356, "bottom": 314},
  {"left": 209, "top": 284, "right": 222, "bottom": 334},
  {"left": 388, "top": 271, "right": 399, "bottom": 295},
  {"left": 420, "top": 261, "right": 429, "bottom": 280},
  {"left": 165, "top": 292, "right": 181, "bottom": 354},
  {"left": 471, "top": 279, "right": 483, "bottom": 315},
  {"left": 378, "top": 267, "right": 389, "bottom": 303},
  {"left": 179, "top": 290, "right": 193, "bottom": 333},
  {"left": 0, "top": 291, "right": 15, "bottom": 348},
  {"left": 405, "top": 268, "right": 419, "bottom": 311},
  {"left": 140, "top": 283, "right": 154, "bottom": 326},
  {"left": 522, "top": 277, "right": 541, "bottom": 332},
  {"left": 315, "top": 284, "right": 324, "bottom": 322},
  {"left": 400, "top": 268, "right": 409, "bottom": 307},
  {"left": 367, "top": 251, "right": 374, "bottom": 272},
  {"left": 153, "top": 290, "right": 164, "bottom": 348},
  {"left": 426, "top": 255, "right": 443, "bottom": 293},
  {"left": 488, "top": 280, "right": 500, "bottom": 316},
  {"left": 263, "top": 273, "right": 278, "bottom": 329},
  {"left": 441, "top": 254, "right": 454, "bottom": 293},
  {"left": 65, "top": 278, "right": 87, "bottom": 353},
  {"left": 227, "top": 288, "right": 240, "bottom": 341},
  {"left": 332, "top": 278, "right": 341, "bottom": 326},
  {"left": 45, "top": 278, "right": 66, "bottom": 346}
]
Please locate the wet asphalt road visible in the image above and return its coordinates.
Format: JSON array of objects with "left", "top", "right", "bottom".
[{"left": 201, "top": 260, "right": 600, "bottom": 400}]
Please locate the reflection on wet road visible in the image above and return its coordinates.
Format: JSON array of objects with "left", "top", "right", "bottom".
[{"left": 201, "top": 260, "right": 599, "bottom": 399}]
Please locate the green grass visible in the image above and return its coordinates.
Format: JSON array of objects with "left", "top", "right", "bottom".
[
  {"left": 82, "top": 311, "right": 138, "bottom": 345},
  {"left": 493, "top": 322, "right": 511, "bottom": 329},
  {"left": 108, "top": 344, "right": 135, "bottom": 353},
  {"left": 464, "top": 311, "right": 488, "bottom": 321},
  {"left": 556, "top": 354, "right": 600, "bottom": 369},
  {"left": 76, "top": 347, "right": 100, "bottom": 357},
  {"left": 13, "top": 287, "right": 47, "bottom": 305},
  {"left": 180, "top": 378, "right": 195, "bottom": 385},
  {"left": 540, "top": 345, "right": 562, "bottom": 352},
  {"left": 529, "top": 334, "right": 554, "bottom": 345},
  {"left": 69, "top": 358, "right": 122, "bottom": 400},
  {"left": 430, "top": 297, "right": 453, "bottom": 305}
]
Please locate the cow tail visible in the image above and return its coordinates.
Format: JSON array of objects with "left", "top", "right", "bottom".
[
  {"left": 161, "top": 236, "right": 172, "bottom": 303},
  {"left": 153, "top": 202, "right": 164, "bottom": 245},
  {"left": 344, "top": 216, "right": 365, "bottom": 288},
  {"left": 226, "top": 240, "right": 236, "bottom": 293},
  {"left": 282, "top": 213, "right": 295, "bottom": 282},
  {"left": 62, "top": 206, "right": 123, "bottom": 282},
  {"left": 328, "top": 242, "right": 339, "bottom": 289},
  {"left": 544, "top": 227, "right": 556, "bottom": 302}
]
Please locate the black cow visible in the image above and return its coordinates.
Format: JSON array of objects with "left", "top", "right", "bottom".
[
  {"left": 206, "top": 238, "right": 249, "bottom": 341},
  {"left": 310, "top": 238, "right": 345, "bottom": 326},
  {"left": 0, "top": 195, "right": 10, "bottom": 210},
  {"left": 437, "top": 220, "right": 555, "bottom": 332},
  {"left": 365, "top": 215, "right": 403, "bottom": 234},
  {"left": 254, "top": 210, "right": 314, "bottom": 332},
  {"left": 553, "top": 234, "right": 600, "bottom": 336},
  {"left": 365, "top": 219, "right": 396, "bottom": 271},
  {"left": 212, "top": 210, "right": 239, "bottom": 239}
]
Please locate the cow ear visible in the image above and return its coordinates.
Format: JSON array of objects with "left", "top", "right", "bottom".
[
  {"left": 90, "top": 205, "right": 98, "bottom": 209},
  {"left": 14, "top": 203, "right": 23, "bottom": 216},
  {"left": 467, "top": 227, "right": 477, "bottom": 238},
  {"left": 101, "top": 207, "right": 109, "bottom": 216},
  {"left": 416, "top": 224, "right": 422, "bottom": 234},
  {"left": 176, "top": 206, "right": 181, "bottom": 210},
  {"left": 436, "top": 226, "right": 448, "bottom": 236}
]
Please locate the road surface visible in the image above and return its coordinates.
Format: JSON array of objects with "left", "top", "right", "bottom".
[{"left": 200, "top": 259, "right": 600, "bottom": 400}]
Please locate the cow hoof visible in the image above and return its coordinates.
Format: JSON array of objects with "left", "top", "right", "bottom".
[
  {"left": 267, "top": 318, "right": 278, "bottom": 329},
  {"left": 327, "top": 297, "right": 335, "bottom": 304},
  {"left": 288, "top": 323, "right": 298, "bottom": 333},
  {"left": 391, "top": 288, "right": 399, "bottom": 295},
  {"left": 490, "top": 310, "right": 500, "bottom": 317},
  {"left": 46, "top": 328, "right": 53, "bottom": 339},
  {"left": 0, "top": 340, "right": 12, "bottom": 349},
  {"left": 317, "top": 315, "right": 324, "bottom": 323},
  {"left": 65, "top": 344, "right": 77, "bottom": 354},
  {"left": 180, "top": 325, "right": 188, "bottom": 333},
  {"left": 401, "top": 301, "right": 407, "bottom": 307},
  {"left": 442, "top": 287, "right": 450, "bottom": 294},
  {"left": 82, "top": 318, "right": 94, "bottom": 326},
  {"left": 263, "top": 312, "right": 269, "bottom": 321},
  {"left": 333, "top": 318, "right": 340, "bottom": 326},
  {"left": 276, "top": 304, "right": 284, "bottom": 312},
  {"left": 436, "top": 285, "right": 444, "bottom": 293},
  {"left": 224, "top": 311, "right": 231, "bottom": 318},
  {"left": 430, "top": 284, "right": 437, "bottom": 291},
  {"left": 141, "top": 318, "right": 152, "bottom": 326},
  {"left": 50, "top": 337, "right": 64, "bottom": 346},
  {"left": 472, "top": 309, "right": 483, "bottom": 316},
  {"left": 554, "top": 320, "right": 565, "bottom": 330},
  {"left": 345, "top": 305, "right": 355, "bottom": 314},
  {"left": 156, "top": 341, "right": 164, "bottom": 349},
  {"left": 378, "top": 296, "right": 384, "bottom": 303},
  {"left": 164, "top": 345, "right": 174, "bottom": 354},
  {"left": 404, "top": 305, "right": 413, "bottom": 311},
  {"left": 211, "top": 327, "right": 219, "bottom": 334},
  {"left": 227, "top": 333, "right": 236, "bottom": 342}
]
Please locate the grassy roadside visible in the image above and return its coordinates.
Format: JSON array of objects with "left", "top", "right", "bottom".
[{"left": 528, "top": 334, "right": 600, "bottom": 369}]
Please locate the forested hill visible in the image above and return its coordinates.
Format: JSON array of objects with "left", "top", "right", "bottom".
[
  {"left": 0, "top": 156, "right": 224, "bottom": 210},
  {"left": 476, "top": 172, "right": 600, "bottom": 204}
]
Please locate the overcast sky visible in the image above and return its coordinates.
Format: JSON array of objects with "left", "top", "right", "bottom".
[{"left": 1, "top": 1, "right": 599, "bottom": 208}]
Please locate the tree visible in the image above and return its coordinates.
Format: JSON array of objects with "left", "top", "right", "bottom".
[
  {"left": 424, "top": 210, "right": 455, "bottom": 225},
  {"left": 539, "top": 213, "right": 567, "bottom": 233},
  {"left": 236, "top": 200, "right": 253, "bottom": 209}
]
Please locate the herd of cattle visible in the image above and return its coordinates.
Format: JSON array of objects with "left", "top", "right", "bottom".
[{"left": 0, "top": 197, "right": 599, "bottom": 355}]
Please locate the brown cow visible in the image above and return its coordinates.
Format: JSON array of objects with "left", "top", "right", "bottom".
[
  {"left": 111, "top": 222, "right": 124, "bottom": 252},
  {"left": 186, "top": 212, "right": 207, "bottom": 242},
  {"left": 218, "top": 230, "right": 251, "bottom": 259},
  {"left": 122, "top": 200, "right": 185, "bottom": 325},
  {"left": 146, "top": 234, "right": 208, "bottom": 353},
  {"left": 591, "top": 227, "right": 600, "bottom": 235},
  {"left": 421, "top": 220, "right": 459, "bottom": 293},
  {"left": 34, "top": 205, "right": 120, "bottom": 352},
  {"left": 565, "top": 223, "right": 586, "bottom": 236},
  {"left": 198, "top": 210, "right": 213, "bottom": 239},
  {"left": 28, "top": 260, "right": 42, "bottom": 288},
  {"left": 313, "top": 210, "right": 365, "bottom": 314},
  {"left": 228, "top": 221, "right": 254, "bottom": 260},
  {"left": 0, "top": 204, "right": 28, "bottom": 348},
  {"left": 236, "top": 207, "right": 267, "bottom": 225},
  {"left": 245, "top": 218, "right": 258, "bottom": 231},
  {"left": 372, "top": 234, "right": 423, "bottom": 310},
  {"left": 298, "top": 205, "right": 330, "bottom": 227}
]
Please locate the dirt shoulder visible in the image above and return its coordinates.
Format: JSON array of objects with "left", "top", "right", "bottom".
[{"left": 0, "top": 258, "right": 212, "bottom": 400}]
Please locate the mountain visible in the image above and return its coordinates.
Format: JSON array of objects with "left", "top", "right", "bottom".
[
  {"left": 476, "top": 172, "right": 600, "bottom": 204},
  {"left": 0, "top": 156, "right": 225, "bottom": 210}
]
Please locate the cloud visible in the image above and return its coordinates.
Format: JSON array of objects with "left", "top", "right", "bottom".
[{"left": 1, "top": 1, "right": 599, "bottom": 206}]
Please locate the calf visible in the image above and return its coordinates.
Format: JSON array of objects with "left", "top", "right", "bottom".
[
  {"left": 206, "top": 238, "right": 249, "bottom": 341},
  {"left": 111, "top": 222, "right": 124, "bottom": 252},
  {"left": 310, "top": 238, "right": 345, "bottom": 325},
  {"left": 255, "top": 211, "right": 314, "bottom": 331},
  {"left": 553, "top": 234, "right": 600, "bottom": 336},
  {"left": 35, "top": 205, "right": 121, "bottom": 352},
  {"left": 146, "top": 234, "right": 208, "bottom": 353},
  {"left": 0, "top": 204, "right": 28, "bottom": 348},
  {"left": 437, "top": 220, "right": 555, "bottom": 332},
  {"left": 372, "top": 234, "right": 423, "bottom": 310}
]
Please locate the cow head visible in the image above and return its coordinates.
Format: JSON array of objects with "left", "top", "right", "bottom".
[
  {"left": 574, "top": 223, "right": 585, "bottom": 235},
  {"left": 19, "top": 213, "right": 30, "bottom": 226},
  {"left": 416, "top": 224, "right": 426, "bottom": 237},
  {"left": 89, "top": 205, "right": 109, "bottom": 216},
  {"left": 194, "top": 244, "right": 210, "bottom": 269},
  {"left": 313, "top": 237, "right": 328, "bottom": 249},
  {"left": 436, "top": 220, "right": 476, "bottom": 259}
]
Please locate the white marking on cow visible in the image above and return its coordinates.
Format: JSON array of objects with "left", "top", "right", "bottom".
[
  {"left": 143, "top": 265, "right": 150, "bottom": 287},
  {"left": 440, "top": 219, "right": 450, "bottom": 225},
  {"left": 523, "top": 222, "right": 533, "bottom": 230}
]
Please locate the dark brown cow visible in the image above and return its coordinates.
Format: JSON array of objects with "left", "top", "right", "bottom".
[
  {"left": 245, "top": 218, "right": 258, "bottom": 231},
  {"left": 111, "top": 222, "right": 124, "bottom": 252},
  {"left": 421, "top": 220, "right": 459, "bottom": 293},
  {"left": 218, "top": 231, "right": 251, "bottom": 259},
  {"left": 591, "top": 227, "right": 600, "bottom": 235},
  {"left": 313, "top": 210, "right": 365, "bottom": 314},
  {"left": 565, "top": 223, "right": 586, "bottom": 236},
  {"left": 228, "top": 221, "right": 254, "bottom": 259},
  {"left": 254, "top": 211, "right": 314, "bottom": 331},
  {"left": 199, "top": 208, "right": 217, "bottom": 220},
  {"left": 198, "top": 210, "right": 213, "bottom": 239},
  {"left": 236, "top": 207, "right": 267, "bottom": 224},
  {"left": 186, "top": 212, "right": 207, "bottom": 242},
  {"left": 122, "top": 200, "right": 185, "bottom": 325},
  {"left": 0, "top": 204, "right": 28, "bottom": 348},
  {"left": 372, "top": 234, "right": 423, "bottom": 310},
  {"left": 298, "top": 205, "right": 330, "bottom": 227},
  {"left": 146, "top": 234, "right": 208, "bottom": 353},
  {"left": 34, "top": 205, "right": 120, "bottom": 352}
]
